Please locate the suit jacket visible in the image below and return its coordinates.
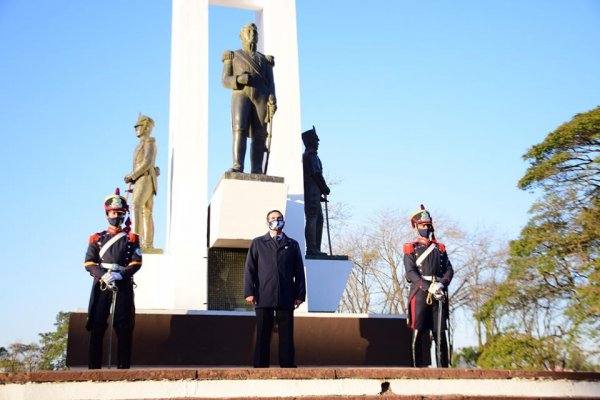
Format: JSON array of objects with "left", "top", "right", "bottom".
[{"left": 244, "top": 232, "right": 306, "bottom": 309}]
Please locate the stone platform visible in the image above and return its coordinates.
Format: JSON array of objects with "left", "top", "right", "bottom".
[
  {"left": 1, "top": 368, "right": 599, "bottom": 399},
  {"left": 66, "top": 311, "right": 413, "bottom": 367}
]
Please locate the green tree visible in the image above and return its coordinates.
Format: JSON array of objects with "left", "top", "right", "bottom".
[
  {"left": 38, "top": 311, "right": 70, "bottom": 370},
  {"left": 478, "top": 106, "right": 600, "bottom": 370},
  {"left": 0, "top": 343, "right": 40, "bottom": 372},
  {"left": 452, "top": 346, "right": 480, "bottom": 368}
]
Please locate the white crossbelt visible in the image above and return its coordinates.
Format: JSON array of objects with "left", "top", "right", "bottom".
[{"left": 416, "top": 243, "right": 436, "bottom": 266}]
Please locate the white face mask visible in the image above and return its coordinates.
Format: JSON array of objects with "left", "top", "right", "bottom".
[{"left": 268, "top": 219, "right": 285, "bottom": 231}]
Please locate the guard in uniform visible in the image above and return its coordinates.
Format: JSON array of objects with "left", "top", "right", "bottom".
[
  {"left": 403, "top": 205, "right": 453, "bottom": 367},
  {"left": 83, "top": 189, "right": 142, "bottom": 369}
]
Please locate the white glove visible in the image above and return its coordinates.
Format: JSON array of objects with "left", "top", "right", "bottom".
[
  {"left": 427, "top": 281, "right": 443, "bottom": 294},
  {"left": 433, "top": 289, "right": 446, "bottom": 301},
  {"left": 110, "top": 272, "right": 123, "bottom": 281},
  {"left": 101, "top": 271, "right": 115, "bottom": 285}
]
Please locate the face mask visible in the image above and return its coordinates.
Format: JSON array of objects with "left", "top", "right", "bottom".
[
  {"left": 108, "top": 217, "right": 123, "bottom": 227},
  {"left": 418, "top": 228, "right": 430, "bottom": 238},
  {"left": 269, "top": 219, "right": 285, "bottom": 231}
]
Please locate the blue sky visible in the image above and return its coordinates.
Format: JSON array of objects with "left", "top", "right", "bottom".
[{"left": 1, "top": 0, "right": 599, "bottom": 350}]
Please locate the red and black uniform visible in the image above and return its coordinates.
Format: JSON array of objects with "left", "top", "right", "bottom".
[
  {"left": 403, "top": 237, "right": 453, "bottom": 367},
  {"left": 84, "top": 227, "right": 142, "bottom": 369}
]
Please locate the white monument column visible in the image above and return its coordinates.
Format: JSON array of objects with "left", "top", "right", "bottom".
[
  {"left": 165, "top": 0, "right": 210, "bottom": 309},
  {"left": 136, "top": 0, "right": 351, "bottom": 312}
]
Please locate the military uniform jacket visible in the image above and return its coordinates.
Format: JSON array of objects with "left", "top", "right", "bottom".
[
  {"left": 221, "top": 49, "right": 275, "bottom": 132},
  {"left": 244, "top": 233, "right": 306, "bottom": 310},
  {"left": 403, "top": 239, "right": 453, "bottom": 304},
  {"left": 130, "top": 137, "right": 158, "bottom": 195},
  {"left": 303, "top": 150, "right": 328, "bottom": 200},
  {"left": 84, "top": 229, "right": 142, "bottom": 324}
]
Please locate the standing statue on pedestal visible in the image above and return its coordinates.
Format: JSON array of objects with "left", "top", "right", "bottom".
[
  {"left": 302, "top": 127, "right": 330, "bottom": 257},
  {"left": 124, "top": 114, "right": 159, "bottom": 252},
  {"left": 222, "top": 22, "right": 277, "bottom": 174}
]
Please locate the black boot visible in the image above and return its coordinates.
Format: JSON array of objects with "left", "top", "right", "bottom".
[
  {"left": 250, "top": 135, "right": 266, "bottom": 174},
  {"left": 231, "top": 130, "right": 247, "bottom": 172}
]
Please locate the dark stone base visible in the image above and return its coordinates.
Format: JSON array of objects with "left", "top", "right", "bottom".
[{"left": 66, "top": 311, "right": 413, "bottom": 368}]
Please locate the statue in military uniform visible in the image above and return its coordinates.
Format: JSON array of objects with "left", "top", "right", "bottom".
[
  {"left": 302, "top": 127, "right": 330, "bottom": 257},
  {"left": 221, "top": 22, "right": 277, "bottom": 174},
  {"left": 124, "top": 114, "right": 159, "bottom": 251}
]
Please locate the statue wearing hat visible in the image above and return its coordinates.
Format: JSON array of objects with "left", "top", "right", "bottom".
[
  {"left": 124, "top": 114, "right": 159, "bottom": 252},
  {"left": 83, "top": 188, "right": 142, "bottom": 369},
  {"left": 403, "top": 205, "right": 454, "bottom": 368},
  {"left": 302, "top": 126, "right": 330, "bottom": 257}
]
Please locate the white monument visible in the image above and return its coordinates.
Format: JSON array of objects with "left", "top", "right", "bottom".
[{"left": 135, "top": 0, "right": 351, "bottom": 313}]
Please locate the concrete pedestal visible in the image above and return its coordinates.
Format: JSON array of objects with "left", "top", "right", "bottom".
[
  {"left": 305, "top": 257, "right": 352, "bottom": 312},
  {"left": 209, "top": 173, "right": 287, "bottom": 248}
]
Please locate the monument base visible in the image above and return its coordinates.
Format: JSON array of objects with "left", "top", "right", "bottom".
[
  {"left": 209, "top": 172, "right": 288, "bottom": 249},
  {"left": 66, "top": 310, "right": 413, "bottom": 367}
]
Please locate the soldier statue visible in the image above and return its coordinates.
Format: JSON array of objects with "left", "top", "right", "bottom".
[
  {"left": 124, "top": 114, "right": 159, "bottom": 251},
  {"left": 221, "top": 22, "right": 277, "bottom": 174},
  {"left": 302, "top": 127, "right": 330, "bottom": 257}
]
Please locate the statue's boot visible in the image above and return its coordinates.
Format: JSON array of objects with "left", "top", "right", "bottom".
[
  {"left": 250, "top": 135, "right": 266, "bottom": 174},
  {"left": 231, "top": 130, "right": 247, "bottom": 173},
  {"left": 305, "top": 216, "right": 327, "bottom": 256},
  {"left": 315, "top": 211, "right": 325, "bottom": 253},
  {"left": 142, "top": 207, "right": 154, "bottom": 249}
]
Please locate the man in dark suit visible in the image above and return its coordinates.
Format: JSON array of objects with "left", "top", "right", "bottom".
[{"left": 244, "top": 210, "right": 306, "bottom": 368}]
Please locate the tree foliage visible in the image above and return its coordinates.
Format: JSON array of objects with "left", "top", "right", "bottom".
[
  {"left": 0, "top": 311, "right": 69, "bottom": 372},
  {"left": 38, "top": 311, "right": 70, "bottom": 370},
  {"left": 478, "top": 106, "right": 600, "bottom": 371}
]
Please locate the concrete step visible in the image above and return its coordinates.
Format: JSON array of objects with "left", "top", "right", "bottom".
[{"left": 1, "top": 368, "right": 599, "bottom": 400}]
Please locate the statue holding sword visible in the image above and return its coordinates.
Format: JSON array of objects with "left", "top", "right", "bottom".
[
  {"left": 221, "top": 22, "right": 276, "bottom": 174},
  {"left": 124, "top": 114, "right": 159, "bottom": 252},
  {"left": 302, "top": 127, "right": 331, "bottom": 257}
]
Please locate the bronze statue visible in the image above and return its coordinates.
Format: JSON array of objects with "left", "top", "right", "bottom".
[
  {"left": 221, "top": 22, "right": 277, "bottom": 174},
  {"left": 302, "top": 127, "right": 330, "bottom": 257},
  {"left": 124, "top": 114, "right": 159, "bottom": 251}
]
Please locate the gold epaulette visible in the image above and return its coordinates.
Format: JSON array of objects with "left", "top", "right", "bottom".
[{"left": 222, "top": 50, "right": 234, "bottom": 62}]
